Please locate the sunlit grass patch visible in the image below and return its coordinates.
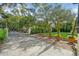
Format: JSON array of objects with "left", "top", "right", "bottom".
[{"left": 43, "top": 32, "right": 69, "bottom": 39}]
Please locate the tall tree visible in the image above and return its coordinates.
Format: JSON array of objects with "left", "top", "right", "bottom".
[
  {"left": 32, "top": 3, "right": 53, "bottom": 38},
  {"left": 51, "top": 4, "right": 75, "bottom": 38}
]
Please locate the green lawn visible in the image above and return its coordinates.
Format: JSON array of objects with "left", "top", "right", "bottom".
[{"left": 43, "top": 32, "right": 69, "bottom": 39}]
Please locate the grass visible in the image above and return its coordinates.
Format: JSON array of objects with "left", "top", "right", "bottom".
[{"left": 43, "top": 32, "right": 69, "bottom": 39}]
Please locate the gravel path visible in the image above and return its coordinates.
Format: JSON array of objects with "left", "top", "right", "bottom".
[{"left": 0, "top": 32, "right": 74, "bottom": 56}]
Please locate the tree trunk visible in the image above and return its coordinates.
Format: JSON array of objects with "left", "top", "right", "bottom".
[
  {"left": 57, "top": 19, "right": 60, "bottom": 37},
  {"left": 5, "top": 27, "right": 8, "bottom": 39},
  {"left": 48, "top": 23, "right": 52, "bottom": 39},
  {"left": 5, "top": 19, "right": 8, "bottom": 38},
  {"left": 28, "top": 27, "right": 31, "bottom": 34}
]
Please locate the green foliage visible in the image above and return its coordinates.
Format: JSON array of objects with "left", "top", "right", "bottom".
[
  {"left": 31, "top": 26, "right": 48, "bottom": 34},
  {"left": 0, "top": 19, "right": 6, "bottom": 28},
  {"left": 51, "top": 4, "right": 75, "bottom": 36},
  {"left": 0, "top": 15, "right": 36, "bottom": 32},
  {"left": 0, "top": 28, "right": 6, "bottom": 43},
  {"left": 0, "top": 3, "right": 76, "bottom": 37},
  {"left": 19, "top": 15, "right": 36, "bottom": 32},
  {"left": 19, "top": 16, "right": 27, "bottom": 29},
  {"left": 60, "top": 22, "right": 72, "bottom": 32},
  {"left": 44, "top": 32, "right": 69, "bottom": 39},
  {"left": 7, "top": 16, "right": 21, "bottom": 31}
]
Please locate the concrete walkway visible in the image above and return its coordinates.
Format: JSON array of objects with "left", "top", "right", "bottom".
[{"left": 0, "top": 32, "right": 74, "bottom": 56}]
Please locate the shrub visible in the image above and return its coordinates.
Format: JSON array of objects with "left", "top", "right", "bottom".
[
  {"left": 31, "top": 26, "right": 48, "bottom": 34},
  {"left": 0, "top": 28, "right": 6, "bottom": 43}
]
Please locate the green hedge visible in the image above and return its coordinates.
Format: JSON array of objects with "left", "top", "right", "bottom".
[
  {"left": 0, "top": 28, "right": 6, "bottom": 43},
  {"left": 31, "top": 27, "right": 48, "bottom": 34}
]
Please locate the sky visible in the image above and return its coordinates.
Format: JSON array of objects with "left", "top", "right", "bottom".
[
  {"left": 62, "top": 3, "right": 78, "bottom": 14},
  {"left": 0, "top": 3, "right": 78, "bottom": 18},
  {"left": 26, "top": 3, "right": 78, "bottom": 14},
  {"left": 4, "top": 3, "right": 78, "bottom": 16}
]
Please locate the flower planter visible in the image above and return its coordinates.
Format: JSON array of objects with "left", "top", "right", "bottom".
[{"left": 68, "top": 37, "right": 77, "bottom": 43}]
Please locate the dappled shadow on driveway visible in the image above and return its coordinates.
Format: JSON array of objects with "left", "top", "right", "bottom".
[
  {"left": 0, "top": 32, "right": 74, "bottom": 56},
  {"left": 0, "top": 32, "right": 49, "bottom": 55}
]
